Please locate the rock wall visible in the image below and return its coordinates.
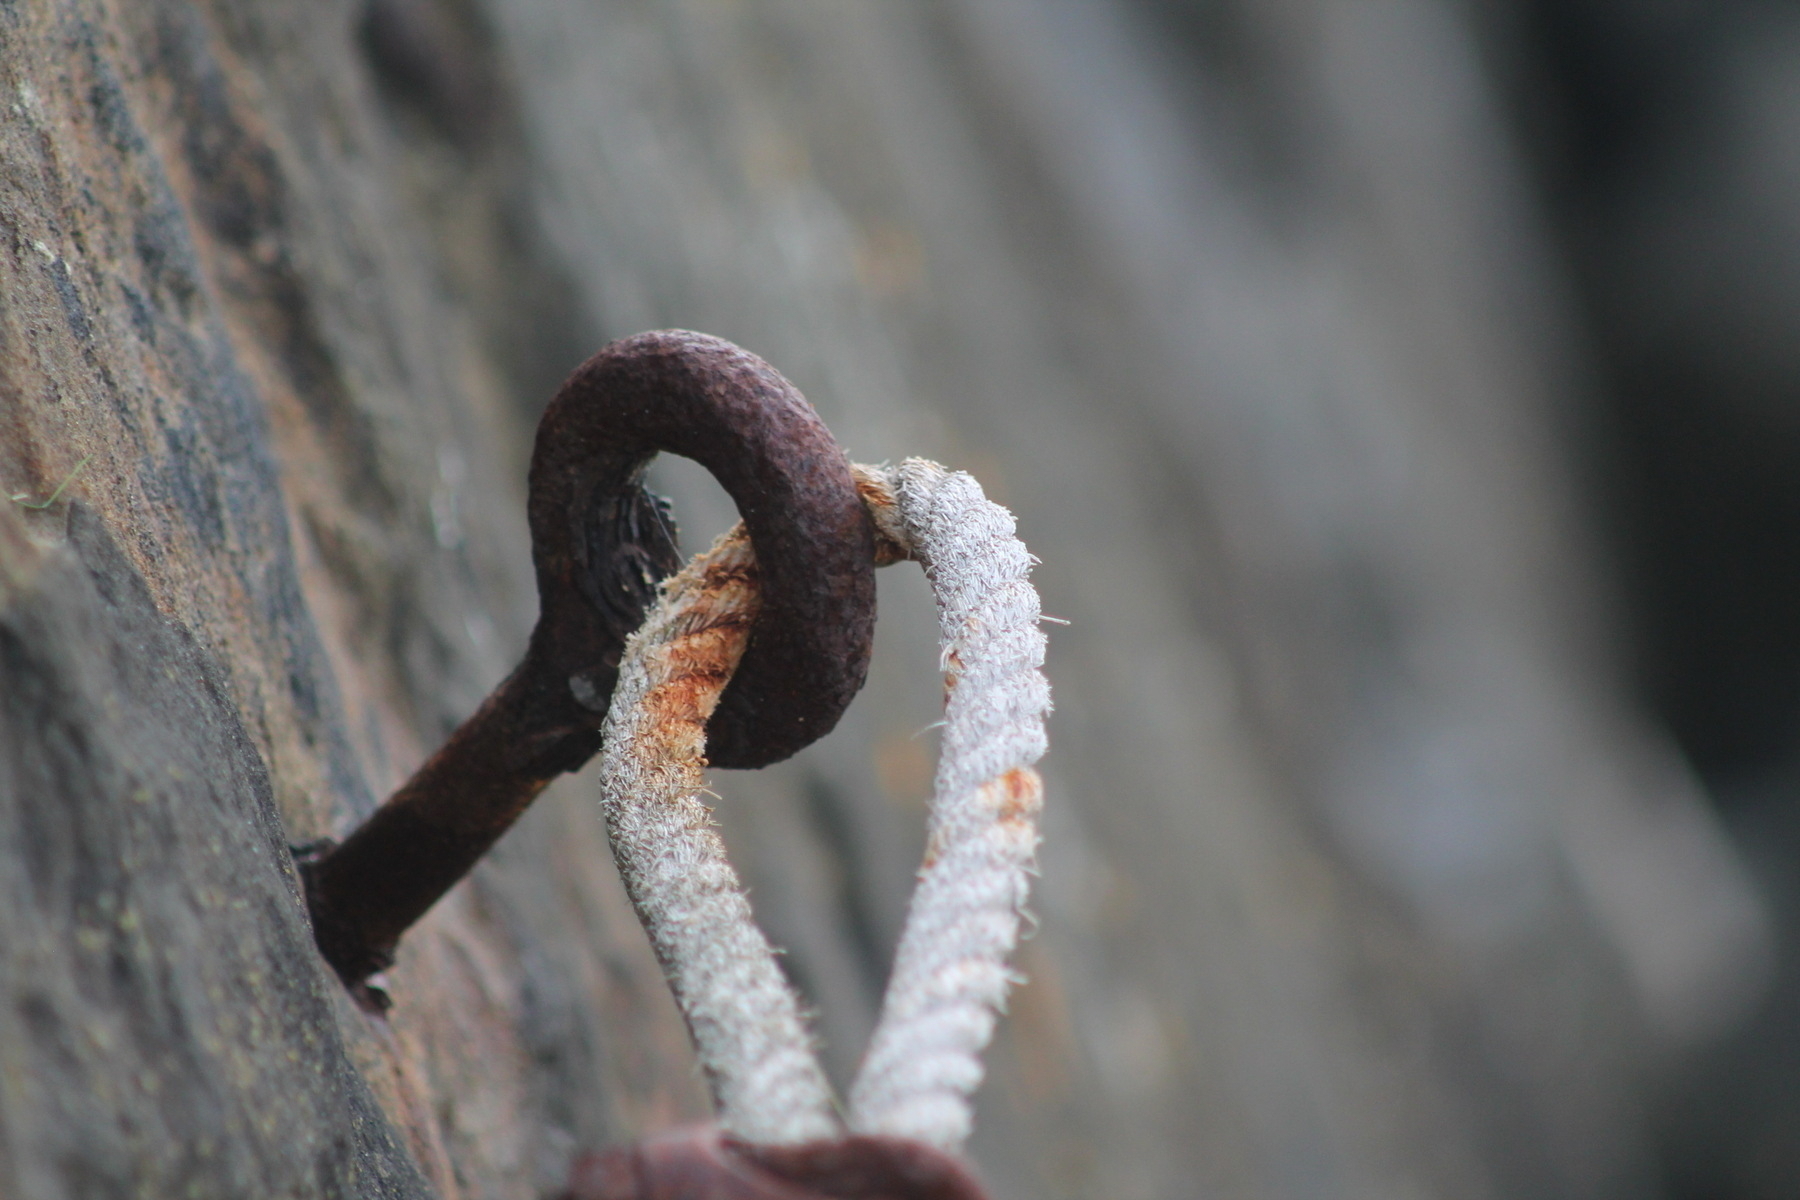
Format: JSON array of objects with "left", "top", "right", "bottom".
[{"left": 0, "top": 1, "right": 1765, "bottom": 1197}]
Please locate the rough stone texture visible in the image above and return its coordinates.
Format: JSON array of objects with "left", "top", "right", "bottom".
[
  {"left": 0, "top": 502, "right": 426, "bottom": 1198},
  {"left": 1, "top": 1, "right": 703, "bottom": 1196},
  {"left": 0, "top": 1, "right": 1769, "bottom": 1198}
]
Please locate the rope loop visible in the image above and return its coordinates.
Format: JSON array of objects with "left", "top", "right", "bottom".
[{"left": 594, "top": 459, "right": 1050, "bottom": 1177}]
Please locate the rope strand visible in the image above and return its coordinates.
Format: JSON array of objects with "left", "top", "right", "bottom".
[
  {"left": 597, "top": 530, "right": 841, "bottom": 1146},
  {"left": 596, "top": 459, "right": 1050, "bottom": 1152},
  {"left": 846, "top": 461, "right": 1050, "bottom": 1150}
]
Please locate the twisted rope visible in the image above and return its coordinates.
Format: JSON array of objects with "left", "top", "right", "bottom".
[
  {"left": 596, "top": 528, "right": 841, "bottom": 1146},
  {"left": 845, "top": 461, "right": 1049, "bottom": 1149},
  {"left": 596, "top": 458, "right": 1050, "bottom": 1152}
]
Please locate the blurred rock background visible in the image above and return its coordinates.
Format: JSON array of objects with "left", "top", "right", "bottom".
[{"left": 0, "top": 0, "right": 1795, "bottom": 1197}]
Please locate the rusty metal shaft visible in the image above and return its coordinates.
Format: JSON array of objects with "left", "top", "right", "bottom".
[{"left": 299, "top": 330, "right": 876, "bottom": 990}]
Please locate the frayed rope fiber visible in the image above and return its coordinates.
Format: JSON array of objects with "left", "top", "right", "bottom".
[{"left": 595, "top": 459, "right": 1051, "bottom": 1151}]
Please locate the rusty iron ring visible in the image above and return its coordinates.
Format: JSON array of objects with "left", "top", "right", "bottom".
[
  {"left": 531, "top": 329, "right": 878, "bottom": 768},
  {"left": 298, "top": 330, "right": 877, "bottom": 993}
]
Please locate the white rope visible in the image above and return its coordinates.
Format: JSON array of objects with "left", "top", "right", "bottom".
[
  {"left": 844, "top": 460, "right": 1049, "bottom": 1150},
  {"left": 596, "top": 530, "right": 841, "bottom": 1146},
  {"left": 596, "top": 458, "right": 1050, "bottom": 1151}
]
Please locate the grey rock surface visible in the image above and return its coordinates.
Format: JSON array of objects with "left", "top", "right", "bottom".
[{"left": 0, "top": 1, "right": 1768, "bottom": 1198}]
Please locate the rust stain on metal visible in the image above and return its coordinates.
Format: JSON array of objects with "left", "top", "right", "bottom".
[
  {"left": 534, "top": 330, "right": 877, "bottom": 769},
  {"left": 561, "top": 1124, "right": 995, "bottom": 1200},
  {"left": 299, "top": 331, "right": 876, "bottom": 991}
]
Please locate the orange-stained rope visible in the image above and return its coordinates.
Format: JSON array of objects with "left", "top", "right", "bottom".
[{"left": 594, "top": 459, "right": 1051, "bottom": 1151}]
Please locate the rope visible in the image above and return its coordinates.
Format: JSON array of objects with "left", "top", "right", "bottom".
[
  {"left": 596, "top": 458, "right": 1051, "bottom": 1151},
  {"left": 595, "top": 526, "right": 841, "bottom": 1145}
]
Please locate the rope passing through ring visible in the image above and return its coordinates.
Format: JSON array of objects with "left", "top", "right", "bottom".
[{"left": 579, "top": 459, "right": 1050, "bottom": 1198}]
